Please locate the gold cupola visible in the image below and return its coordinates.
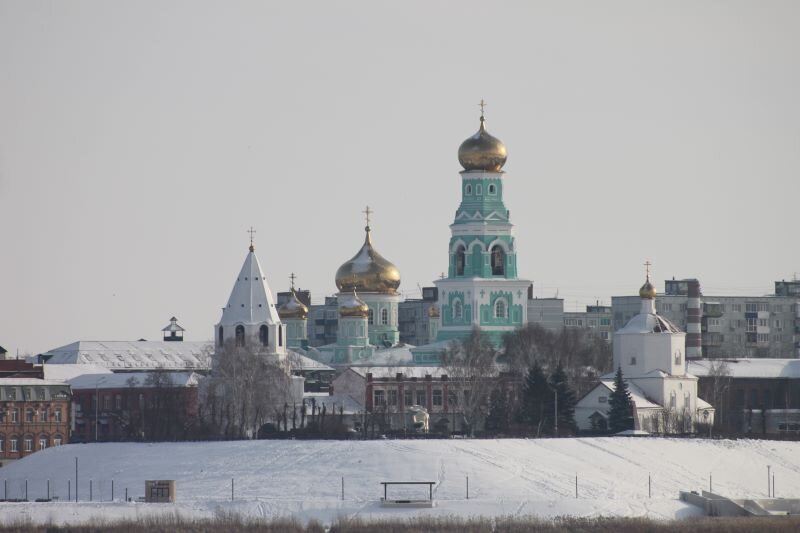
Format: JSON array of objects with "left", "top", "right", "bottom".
[
  {"left": 639, "top": 262, "right": 657, "bottom": 300},
  {"left": 458, "top": 106, "right": 507, "bottom": 172},
  {"left": 427, "top": 304, "right": 440, "bottom": 319},
  {"left": 278, "top": 288, "right": 308, "bottom": 320},
  {"left": 335, "top": 219, "right": 401, "bottom": 295},
  {"left": 338, "top": 289, "right": 370, "bottom": 318}
]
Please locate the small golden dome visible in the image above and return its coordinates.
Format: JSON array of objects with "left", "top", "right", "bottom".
[
  {"left": 427, "top": 304, "right": 440, "bottom": 319},
  {"left": 335, "top": 226, "right": 401, "bottom": 295},
  {"left": 639, "top": 278, "right": 657, "bottom": 300},
  {"left": 458, "top": 115, "right": 507, "bottom": 172},
  {"left": 278, "top": 289, "right": 308, "bottom": 320},
  {"left": 338, "top": 290, "right": 369, "bottom": 318}
]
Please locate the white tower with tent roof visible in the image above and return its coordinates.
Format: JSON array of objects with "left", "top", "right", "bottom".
[{"left": 215, "top": 228, "right": 286, "bottom": 356}]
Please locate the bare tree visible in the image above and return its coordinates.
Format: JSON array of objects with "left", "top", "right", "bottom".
[{"left": 705, "top": 359, "right": 732, "bottom": 433}]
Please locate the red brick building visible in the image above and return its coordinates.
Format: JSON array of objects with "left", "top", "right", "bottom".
[{"left": 0, "top": 377, "right": 71, "bottom": 463}]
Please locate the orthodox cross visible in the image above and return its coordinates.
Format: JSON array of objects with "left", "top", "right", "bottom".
[
  {"left": 247, "top": 226, "right": 256, "bottom": 250},
  {"left": 289, "top": 272, "right": 297, "bottom": 290},
  {"left": 439, "top": 272, "right": 446, "bottom": 280},
  {"left": 362, "top": 205, "right": 372, "bottom": 227},
  {"left": 644, "top": 260, "right": 652, "bottom": 280},
  {"left": 478, "top": 99, "right": 487, "bottom": 118}
]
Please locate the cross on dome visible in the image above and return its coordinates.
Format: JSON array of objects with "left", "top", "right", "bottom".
[
  {"left": 362, "top": 205, "right": 372, "bottom": 228},
  {"left": 478, "top": 98, "right": 487, "bottom": 119},
  {"left": 289, "top": 272, "right": 297, "bottom": 290},
  {"left": 247, "top": 226, "right": 257, "bottom": 251},
  {"left": 644, "top": 260, "right": 652, "bottom": 281}
]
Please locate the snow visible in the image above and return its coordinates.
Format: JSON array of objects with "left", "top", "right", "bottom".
[
  {"left": 689, "top": 358, "right": 800, "bottom": 379},
  {"left": 1, "top": 438, "right": 798, "bottom": 526},
  {"left": 43, "top": 341, "right": 212, "bottom": 371},
  {"left": 41, "top": 364, "right": 113, "bottom": 382},
  {"left": 67, "top": 371, "right": 200, "bottom": 390}
]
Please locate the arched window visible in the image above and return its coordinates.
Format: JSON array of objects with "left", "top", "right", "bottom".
[
  {"left": 381, "top": 308, "right": 389, "bottom": 325},
  {"left": 235, "top": 325, "right": 245, "bottom": 347},
  {"left": 476, "top": 184, "right": 483, "bottom": 195},
  {"left": 488, "top": 184, "right": 496, "bottom": 195},
  {"left": 259, "top": 325, "right": 269, "bottom": 346},
  {"left": 278, "top": 325, "right": 283, "bottom": 346},
  {"left": 455, "top": 245, "right": 466, "bottom": 276},
  {"left": 218, "top": 326, "right": 224, "bottom": 346},
  {"left": 495, "top": 300, "right": 506, "bottom": 319},
  {"left": 453, "top": 299, "right": 463, "bottom": 320},
  {"left": 491, "top": 245, "right": 505, "bottom": 276},
  {"left": 368, "top": 309, "right": 374, "bottom": 325},
  {"left": 465, "top": 184, "right": 472, "bottom": 195},
  {"left": 674, "top": 350, "right": 682, "bottom": 365}
]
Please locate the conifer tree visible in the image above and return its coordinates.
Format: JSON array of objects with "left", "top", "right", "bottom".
[
  {"left": 608, "top": 366, "right": 634, "bottom": 433},
  {"left": 521, "top": 362, "right": 550, "bottom": 435},
  {"left": 546, "top": 364, "right": 577, "bottom": 435}
]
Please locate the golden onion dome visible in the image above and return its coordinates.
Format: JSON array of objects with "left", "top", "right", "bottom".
[
  {"left": 458, "top": 115, "right": 507, "bottom": 172},
  {"left": 639, "top": 278, "right": 657, "bottom": 300},
  {"left": 335, "top": 226, "right": 401, "bottom": 295},
  {"left": 427, "top": 304, "right": 440, "bottom": 319},
  {"left": 338, "top": 289, "right": 369, "bottom": 318},
  {"left": 278, "top": 289, "right": 308, "bottom": 320}
]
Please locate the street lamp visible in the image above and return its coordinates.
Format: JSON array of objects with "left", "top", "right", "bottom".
[{"left": 95, "top": 377, "right": 106, "bottom": 442}]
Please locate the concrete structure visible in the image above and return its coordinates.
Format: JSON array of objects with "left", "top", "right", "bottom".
[
  {"left": 564, "top": 304, "right": 614, "bottom": 342},
  {"left": 398, "top": 287, "right": 439, "bottom": 346},
  {"left": 39, "top": 340, "right": 212, "bottom": 372},
  {"left": 612, "top": 278, "right": 800, "bottom": 359},
  {"left": 527, "top": 297, "right": 565, "bottom": 331}
]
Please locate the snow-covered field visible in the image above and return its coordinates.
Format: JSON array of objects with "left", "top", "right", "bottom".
[{"left": 0, "top": 438, "right": 798, "bottom": 526}]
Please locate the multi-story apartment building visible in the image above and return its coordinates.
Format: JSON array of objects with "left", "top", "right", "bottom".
[
  {"left": 564, "top": 304, "right": 614, "bottom": 341},
  {"left": 612, "top": 279, "right": 800, "bottom": 359},
  {"left": 306, "top": 296, "right": 339, "bottom": 347},
  {"left": 527, "top": 297, "right": 566, "bottom": 331},
  {"left": 398, "top": 287, "right": 439, "bottom": 346}
]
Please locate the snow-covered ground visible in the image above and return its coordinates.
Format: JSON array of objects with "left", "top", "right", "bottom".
[{"left": 0, "top": 437, "right": 798, "bottom": 526}]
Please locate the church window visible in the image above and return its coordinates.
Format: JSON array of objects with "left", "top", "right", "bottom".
[
  {"left": 674, "top": 351, "right": 681, "bottom": 365},
  {"left": 259, "top": 325, "right": 269, "bottom": 347},
  {"left": 368, "top": 309, "right": 374, "bottom": 325},
  {"left": 278, "top": 325, "right": 283, "bottom": 346},
  {"left": 495, "top": 300, "right": 506, "bottom": 319},
  {"left": 381, "top": 308, "right": 389, "bottom": 325},
  {"left": 235, "top": 325, "right": 245, "bottom": 347},
  {"left": 670, "top": 391, "right": 676, "bottom": 409},
  {"left": 630, "top": 356, "right": 636, "bottom": 365},
  {"left": 453, "top": 300, "right": 463, "bottom": 320},
  {"left": 465, "top": 184, "right": 472, "bottom": 195},
  {"left": 491, "top": 245, "right": 505, "bottom": 276},
  {"left": 488, "top": 184, "right": 496, "bottom": 195},
  {"left": 476, "top": 184, "right": 482, "bottom": 195},
  {"left": 455, "top": 245, "right": 466, "bottom": 276}
]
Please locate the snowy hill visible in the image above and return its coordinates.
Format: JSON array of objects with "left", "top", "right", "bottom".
[{"left": 1, "top": 438, "right": 798, "bottom": 525}]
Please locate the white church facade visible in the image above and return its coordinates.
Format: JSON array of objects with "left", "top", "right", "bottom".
[{"left": 576, "top": 270, "right": 715, "bottom": 434}]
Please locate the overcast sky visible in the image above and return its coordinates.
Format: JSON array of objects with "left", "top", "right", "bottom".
[{"left": 1, "top": 1, "right": 798, "bottom": 355}]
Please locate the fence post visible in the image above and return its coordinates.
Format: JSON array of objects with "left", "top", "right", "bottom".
[
  {"left": 4, "top": 479, "right": 6, "bottom": 500},
  {"left": 709, "top": 473, "right": 712, "bottom": 493},
  {"left": 648, "top": 473, "right": 651, "bottom": 498},
  {"left": 112, "top": 480, "right": 114, "bottom": 502},
  {"left": 341, "top": 477, "right": 344, "bottom": 501},
  {"left": 231, "top": 478, "right": 234, "bottom": 501},
  {"left": 125, "top": 487, "right": 128, "bottom": 502},
  {"left": 466, "top": 475, "right": 469, "bottom": 500},
  {"left": 90, "top": 479, "right": 93, "bottom": 502},
  {"left": 25, "top": 480, "right": 28, "bottom": 501},
  {"left": 68, "top": 480, "right": 71, "bottom": 501},
  {"left": 75, "top": 457, "right": 79, "bottom": 502},
  {"left": 575, "top": 474, "right": 578, "bottom": 498},
  {"left": 47, "top": 479, "right": 50, "bottom": 500}
]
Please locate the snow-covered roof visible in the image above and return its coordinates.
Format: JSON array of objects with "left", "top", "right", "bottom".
[
  {"left": 217, "top": 248, "right": 280, "bottom": 327},
  {"left": 161, "top": 317, "right": 185, "bottom": 332},
  {"left": 617, "top": 299, "right": 681, "bottom": 335},
  {"left": 287, "top": 351, "right": 334, "bottom": 372},
  {"left": 42, "top": 340, "right": 212, "bottom": 371},
  {"left": 0, "top": 378, "right": 70, "bottom": 387},
  {"left": 41, "top": 363, "right": 113, "bottom": 382},
  {"left": 598, "top": 380, "right": 662, "bottom": 409},
  {"left": 350, "top": 366, "right": 448, "bottom": 379},
  {"left": 689, "top": 358, "right": 800, "bottom": 379},
  {"left": 68, "top": 371, "right": 201, "bottom": 390}
]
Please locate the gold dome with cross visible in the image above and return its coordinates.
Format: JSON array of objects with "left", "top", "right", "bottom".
[{"left": 335, "top": 206, "right": 401, "bottom": 295}]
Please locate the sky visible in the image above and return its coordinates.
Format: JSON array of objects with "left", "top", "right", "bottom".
[{"left": 1, "top": 1, "right": 798, "bottom": 355}]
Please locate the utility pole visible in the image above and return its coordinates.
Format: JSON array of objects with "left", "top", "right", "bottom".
[{"left": 554, "top": 390, "right": 558, "bottom": 437}]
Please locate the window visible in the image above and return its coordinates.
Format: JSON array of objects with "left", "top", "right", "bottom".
[
  {"left": 388, "top": 390, "right": 398, "bottom": 406},
  {"left": 600, "top": 318, "right": 611, "bottom": 326},
  {"left": 454, "top": 245, "right": 466, "bottom": 276},
  {"left": 463, "top": 390, "right": 471, "bottom": 405},
  {"left": 381, "top": 308, "right": 389, "bottom": 325},
  {"left": 40, "top": 409, "right": 48, "bottom": 422},
  {"left": 218, "top": 326, "right": 224, "bottom": 346},
  {"left": 7, "top": 388, "right": 16, "bottom": 401},
  {"left": 630, "top": 356, "right": 637, "bottom": 365},
  {"left": 732, "top": 304, "right": 741, "bottom": 312},
  {"left": 708, "top": 318, "right": 720, "bottom": 327},
  {"left": 465, "top": 184, "right": 472, "bottom": 195},
  {"left": 54, "top": 410, "right": 62, "bottom": 423},
  {"left": 24, "top": 438, "right": 32, "bottom": 452},
  {"left": 404, "top": 389, "right": 412, "bottom": 406},
  {"left": 757, "top": 333, "right": 769, "bottom": 343},
  {"left": 670, "top": 392, "right": 676, "bottom": 409},
  {"left": 448, "top": 391, "right": 458, "bottom": 407},
  {"left": 278, "top": 325, "right": 283, "bottom": 346},
  {"left": 53, "top": 437, "right": 62, "bottom": 447},
  {"left": 674, "top": 351, "right": 682, "bottom": 365},
  {"left": 36, "top": 388, "right": 45, "bottom": 400},
  {"left": 259, "top": 325, "right": 269, "bottom": 346},
  {"left": 488, "top": 184, "right": 496, "bottom": 195},
  {"left": 11, "top": 409, "right": 18, "bottom": 424},
  {"left": 600, "top": 331, "right": 610, "bottom": 340},
  {"left": 10, "top": 439, "right": 18, "bottom": 452},
  {"left": 746, "top": 318, "right": 757, "bottom": 331},
  {"left": 103, "top": 394, "right": 112, "bottom": 411},
  {"left": 495, "top": 300, "right": 506, "bottom": 319},
  {"left": 0, "top": 410, "right": 4, "bottom": 423},
  {"left": 235, "top": 325, "right": 245, "bottom": 347},
  {"left": 0, "top": 439, "right": 3, "bottom": 451},
  {"left": 775, "top": 320, "right": 782, "bottom": 329},
  {"left": 39, "top": 438, "right": 47, "bottom": 450},
  {"left": 368, "top": 309, "right": 374, "bottom": 325},
  {"left": 26, "top": 409, "right": 34, "bottom": 423},
  {"left": 432, "top": 389, "right": 443, "bottom": 406},
  {"left": 598, "top": 396, "right": 607, "bottom": 403},
  {"left": 453, "top": 299, "right": 463, "bottom": 320},
  {"left": 491, "top": 245, "right": 505, "bottom": 276},
  {"left": 416, "top": 390, "right": 426, "bottom": 406},
  {"left": 758, "top": 318, "right": 768, "bottom": 327},
  {"left": 373, "top": 390, "right": 385, "bottom": 406}
]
